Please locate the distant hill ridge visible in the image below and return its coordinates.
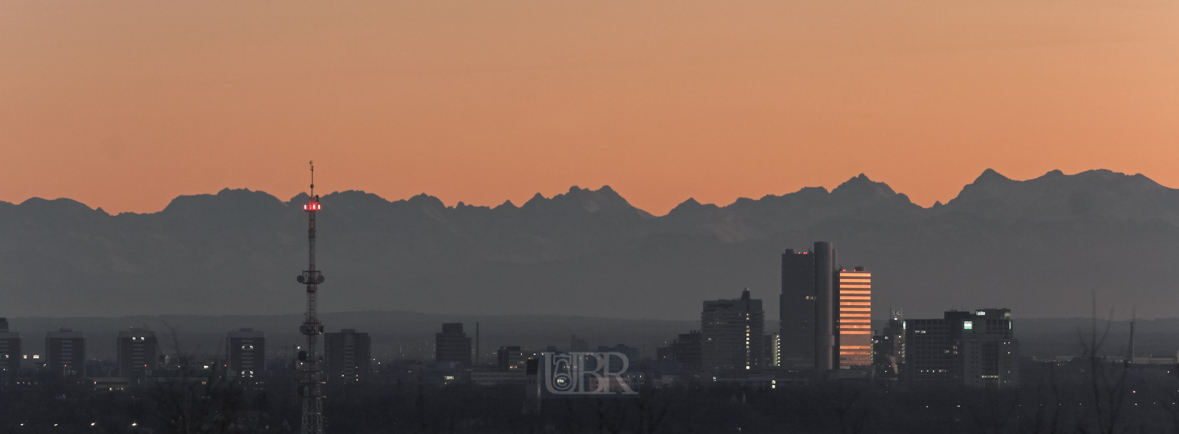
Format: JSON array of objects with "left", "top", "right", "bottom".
[{"left": 2, "top": 169, "right": 1177, "bottom": 320}]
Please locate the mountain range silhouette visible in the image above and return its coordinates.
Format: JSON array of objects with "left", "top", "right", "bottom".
[{"left": 3, "top": 169, "right": 1177, "bottom": 320}]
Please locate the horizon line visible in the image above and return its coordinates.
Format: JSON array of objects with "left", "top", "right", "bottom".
[{"left": 1, "top": 167, "right": 1160, "bottom": 218}]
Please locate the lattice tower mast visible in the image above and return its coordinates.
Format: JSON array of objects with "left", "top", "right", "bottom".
[{"left": 297, "top": 161, "right": 325, "bottom": 434}]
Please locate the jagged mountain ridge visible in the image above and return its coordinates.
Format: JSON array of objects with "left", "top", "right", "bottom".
[{"left": 2, "top": 169, "right": 1178, "bottom": 320}]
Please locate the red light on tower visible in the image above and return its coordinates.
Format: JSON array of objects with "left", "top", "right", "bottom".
[{"left": 304, "top": 162, "right": 321, "bottom": 212}]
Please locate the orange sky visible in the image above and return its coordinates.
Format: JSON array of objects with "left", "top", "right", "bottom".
[{"left": 2, "top": 0, "right": 1177, "bottom": 215}]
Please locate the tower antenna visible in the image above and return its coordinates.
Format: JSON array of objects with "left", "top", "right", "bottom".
[{"left": 297, "top": 162, "right": 325, "bottom": 434}]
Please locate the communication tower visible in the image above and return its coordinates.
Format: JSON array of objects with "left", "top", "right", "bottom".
[{"left": 297, "top": 161, "right": 325, "bottom": 434}]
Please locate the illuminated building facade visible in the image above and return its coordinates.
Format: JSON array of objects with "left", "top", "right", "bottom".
[
  {"left": 702, "top": 289, "right": 765, "bottom": 371},
  {"left": 837, "top": 267, "right": 872, "bottom": 368},
  {"left": 767, "top": 334, "right": 780, "bottom": 367},
  {"left": 782, "top": 242, "right": 872, "bottom": 371}
]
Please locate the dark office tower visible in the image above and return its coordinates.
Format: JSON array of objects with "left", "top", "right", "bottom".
[
  {"left": 497, "top": 346, "right": 527, "bottom": 372},
  {"left": 780, "top": 249, "right": 815, "bottom": 370},
  {"left": 325, "top": 329, "right": 371, "bottom": 383},
  {"left": 227, "top": 328, "right": 265, "bottom": 380},
  {"left": 780, "top": 241, "right": 839, "bottom": 371},
  {"left": 435, "top": 323, "right": 472, "bottom": 366},
  {"left": 702, "top": 289, "right": 765, "bottom": 371},
  {"left": 46, "top": 328, "right": 85, "bottom": 376},
  {"left": 837, "top": 267, "right": 872, "bottom": 368},
  {"left": 905, "top": 308, "right": 1018, "bottom": 388},
  {"left": 960, "top": 309, "right": 1019, "bottom": 388},
  {"left": 0, "top": 318, "right": 20, "bottom": 379},
  {"left": 872, "top": 311, "right": 905, "bottom": 378},
  {"left": 657, "top": 330, "right": 704, "bottom": 370},
  {"left": 117, "top": 328, "right": 158, "bottom": 378},
  {"left": 675, "top": 331, "right": 704, "bottom": 370}
]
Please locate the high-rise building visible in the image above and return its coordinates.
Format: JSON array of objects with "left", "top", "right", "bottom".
[
  {"left": 838, "top": 267, "right": 872, "bottom": 368},
  {"left": 117, "top": 328, "right": 158, "bottom": 378},
  {"left": 960, "top": 309, "right": 1019, "bottom": 388},
  {"left": 702, "top": 289, "right": 765, "bottom": 371},
  {"left": 656, "top": 330, "right": 703, "bottom": 370},
  {"left": 872, "top": 311, "right": 905, "bottom": 378},
  {"left": 766, "top": 334, "right": 780, "bottom": 367},
  {"left": 435, "top": 323, "right": 472, "bottom": 366},
  {"left": 227, "top": 328, "right": 265, "bottom": 380},
  {"left": 46, "top": 328, "right": 85, "bottom": 376},
  {"left": 905, "top": 308, "right": 1019, "bottom": 388},
  {"left": 324, "top": 329, "right": 371, "bottom": 383},
  {"left": 0, "top": 318, "right": 20, "bottom": 379},
  {"left": 780, "top": 242, "right": 840, "bottom": 371},
  {"left": 781, "top": 242, "right": 874, "bottom": 372},
  {"left": 497, "top": 346, "right": 531, "bottom": 372},
  {"left": 780, "top": 248, "right": 817, "bottom": 370}
]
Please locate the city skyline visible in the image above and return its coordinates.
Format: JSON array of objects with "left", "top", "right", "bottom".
[{"left": 2, "top": 1, "right": 1175, "bottom": 431}]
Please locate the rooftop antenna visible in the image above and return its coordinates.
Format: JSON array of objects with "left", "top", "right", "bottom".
[{"left": 296, "top": 161, "right": 325, "bottom": 434}]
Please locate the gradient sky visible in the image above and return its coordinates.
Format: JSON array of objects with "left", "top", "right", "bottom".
[{"left": 2, "top": 0, "right": 1177, "bottom": 215}]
